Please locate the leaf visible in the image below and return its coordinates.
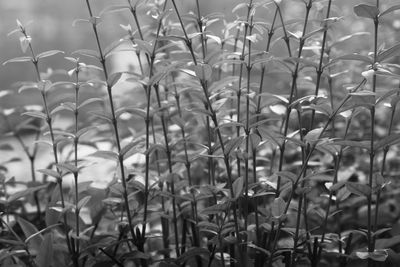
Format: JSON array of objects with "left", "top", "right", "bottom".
[
  {"left": 271, "top": 197, "right": 286, "bottom": 218},
  {"left": 120, "top": 138, "right": 144, "bottom": 158},
  {"left": 275, "top": 171, "right": 297, "bottom": 183},
  {"left": 3, "top": 56, "right": 33, "bottom": 65},
  {"left": 0, "top": 144, "right": 14, "bottom": 151},
  {"left": 304, "top": 127, "right": 323, "bottom": 144},
  {"left": 377, "top": 43, "right": 400, "bottom": 62},
  {"left": 349, "top": 91, "right": 376, "bottom": 108},
  {"left": 56, "top": 163, "right": 79, "bottom": 174},
  {"left": 354, "top": 4, "right": 380, "bottom": 19},
  {"left": 17, "top": 217, "right": 43, "bottom": 250},
  {"left": 379, "top": 4, "right": 400, "bottom": 18},
  {"left": 188, "top": 108, "right": 213, "bottom": 117},
  {"left": 375, "top": 235, "right": 400, "bottom": 249},
  {"left": 201, "top": 202, "right": 230, "bottom": 215},
  {"left": 346, "top": 182, "right": 371, "bottom": 197},
  {"left": 78, "top": 98, "right": 103, "bottom": 109},
  {"left": 353, "top": 250, "right": 388, "bottom": 262},
  {"left": 77, "top": 196, "right": 92, "bottom": 211},
  {"left": 122, "top": 107, "right": 147, "bottom": 119},
  {"left": 224, "top": 136, "right": 245, "bottom": 156},
  {"left": 8, "top": 184, "right": 47, "bottom": 203},
  {"left": 177, "top": 248, "right": 209, "bottom": 264},
  {"left": 374, "top": 133, "right": 400, "bottom": 151},
  {"left": 37, "top": 169, "right": 61, "bottom": 179},
  {"left": 35, "top": 233, "right": 53, "bottom": 267},
  {"left": 108, "top": 72, "right": 123, "bottom": 87},
  {"left": 332, "top": 139, "right": 370, "bottom": 150},
  {"left": 72, "top": 49, "right": 100, "bottom": 60},
  {"left": 325, "top": 54, "right": 373, "bottom": 68},
  {"left": 36, "top": 50, "right": 64, "bottom": 59},
  {"left": 76, "top": 126, "right": 98, "bottom": 138},
  {"left": 89, "top": 150, "right": 119, "bottom": 161},
  {"left": 232, "top": 176, "right": 244, "bottom": 200},
  {"left": 194, "top": 63, "right": 212, "bottom": 81}
]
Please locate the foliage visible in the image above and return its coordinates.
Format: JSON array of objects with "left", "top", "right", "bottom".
[{"left": 2, "top": 0, "right": 400, "bottom": 266}]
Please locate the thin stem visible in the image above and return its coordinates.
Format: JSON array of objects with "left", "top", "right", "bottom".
[{"left": 84, "top": 2, "right": 137, "bottom": 264}]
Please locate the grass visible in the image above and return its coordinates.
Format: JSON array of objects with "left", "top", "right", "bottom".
[{"left": 2, "top": 0, "right": 400, "bottom": 266}]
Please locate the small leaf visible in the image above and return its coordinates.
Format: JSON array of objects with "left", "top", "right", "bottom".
[
  {"left": 354, "top": 4, "right": 380, "bottom": 19},
  {"left": 37, "top": 169, "right": 61, "bottom": 179},
  {"left": 18, "top": 217, "right": 43, "bottom": 250},
  {"left": 332, "top": 139, "right": 370, "bottom": 150},
  {"left": 36, "top": 50, "right": 64, "bottom": 59},
  {"left": 0, "top": 144, "right": 14, "bottom": 151},
  {"left": 375, "top": 235, "right": 400, "bottom": 249},
  {"left": 346, "top": 182, "right": 371, "bottom": 197},
  {"left": 35, "top": 233, "right": 53, "bottom": 267},
  {"left": 374, "top": 133, "right": 400, "bottom": 151},
  {"left": 108, "top": 72, "right": 123, "bottom": 87},
  {"left": 377, "top": 43, "right": 400, "bottom": 62},
  {"left": 325, "top": 54, "right": 373, "bottom": 68},
  {"left": 3, "top": 56, "right": 33, "bottom": 65},
  {"left": 72, "top": 49, "right": 100, "bottom": 60},
  {"left": 177, "top": 248, "right": 209, "bottom": 264},
  {"left": 78, "top": 97, "right": 103, "bottom": 109},
  {"left": 379, "top": 4, "right": 400, "bottom": 18},
  {"left": 19, "top": 36, "right": 31, "bottom": 53},
  {"left": 304, "top": 127, "right": 323, "bottom": 144},
  {"left": 224, "top": 136, "right": 245, "bottom": 156},
  {"left": 271, "top": 197, "right": 286, "bottom": 218},
  {"left": 55, "top": 163, "right": 79, "bottom": 174},
  {"left": 194, "top": 63, "right": 212, "bottom": 81},
  {"left": 353, "top": 249, "right": 388, "bottom": 262},
  {"left": 8, "top": 184, "right": 47, "bottom": 203},
  {"left": 77, "top": 196, "right": 92, "bottom": 210},
  {"left": 76, "top": 126, "right": 98, "bottom": 138},
  {"left": 275, "top": 171, "right": 297, "bottom": 183},
  {"left": 201, "top": 202, "right": 230, "bottom": 215},
  {"left": 89, "top": 150, "right": 119, "bottom": 161},
  {"left": 232, "top": 176, "right": 244, "bottom": 200},
  {"left": 187, "top": 108, "right": 213, "bottom": 117}
]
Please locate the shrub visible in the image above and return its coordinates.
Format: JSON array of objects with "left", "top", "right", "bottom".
[{"left": 1, "top": 0, "right": 400, "bottom": 266}]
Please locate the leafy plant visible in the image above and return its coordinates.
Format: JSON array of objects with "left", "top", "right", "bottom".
[{"left": 2, "top": 0, "right": 400, "bottom": 266}]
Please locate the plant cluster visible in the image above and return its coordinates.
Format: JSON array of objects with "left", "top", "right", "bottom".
[{"left": 1, "top": 0, "right": 400, "bottom": 266}]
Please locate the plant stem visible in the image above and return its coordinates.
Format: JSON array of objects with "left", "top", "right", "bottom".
[{"left": 84, "top": 1, "right": 137, "bottom": 263}]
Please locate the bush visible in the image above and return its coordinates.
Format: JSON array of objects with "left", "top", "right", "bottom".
[{"left": 1, "top": 0, "right": 400, "bottom": 266}]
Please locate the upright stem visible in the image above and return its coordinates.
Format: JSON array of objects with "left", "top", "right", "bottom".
[{"left": 84, "top": 2, "right": 138, "bottom": 265}]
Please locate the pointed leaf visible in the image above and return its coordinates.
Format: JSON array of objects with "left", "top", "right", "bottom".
[
  {"left": 194, "top": 63, "right": 212, "bottom": 81},
  {"left": 37, "top": 169, "right": 61, "bottom": 179},
  {"left": 346, "top": 182, "right": 371, "bottom": 197},
  {"left": 78, "top": 97, "right": 103, "bottom": 109},
  {"left": 271, "top": 197, "right": 286, "bottom": 218},
  {"left": 354, "top": 4, "right": 380, "bottom": 19},
  {"left": 35, "top": 233, "right": 53, "bottom": 267},
  {"left": 89, "top": 150, "right": 119, "bottom": 161},
  {"left": 377, "top": 43, "right": 400, "bottom": 62},
  {"left": 77, "top": 196, "right": 92, "bottom": 210},
  {"left": 108, "top": 72, "right": 123, "bottom": 87},
  {"left": 224, "top": 136, "right": 245, "bottom": 156},
  {"left": 36, "top": 50, "right": 64, "bottom": 59},
  {"left": 232, "top": 176, "right": 244, "bottom": 200},
  {"left": 55, "top": 163, "right": 79, "bottom": 174},
  {"left": 72, "top": 49, "right": 100, "bottom": 60},
  {"left": 18, "top": 217, "right": 43, "bottom": 250},
  {"left": 379, "top": 4, "right": 400, "bottom": 18},
  {"left": 8, "top": 184, "right": 47, "bottom": 203},
  {"left": 3, "top": 56, "right": 33, "bottom": 65}
]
